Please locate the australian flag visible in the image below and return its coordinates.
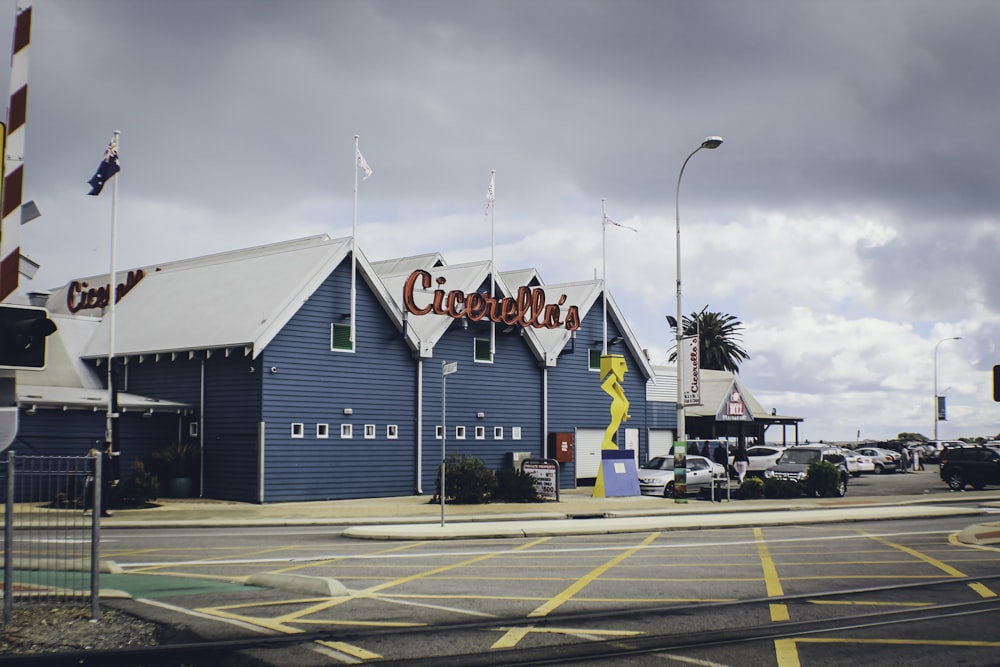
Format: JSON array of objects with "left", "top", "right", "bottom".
[{"left": 87, "top": 142, "right": 120, "bottom": 196}]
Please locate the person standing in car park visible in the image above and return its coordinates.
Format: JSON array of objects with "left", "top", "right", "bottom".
[{"left": 734, "top": 442, "right": 749, "bottom": 483}]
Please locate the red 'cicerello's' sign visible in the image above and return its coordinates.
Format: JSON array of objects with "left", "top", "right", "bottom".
[
  {"left": 67, "top": 269, "right": 145, "bottom": 313},
  {"left": 402, "top": 269, "right": 581, "bottom": 331}
]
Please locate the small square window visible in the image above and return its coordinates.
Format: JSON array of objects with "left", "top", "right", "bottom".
[
  {"left": 474, "top": 337, "right": 493, "bottom": 363},
  {"left": 340, "top": 423, "right": 353, "bottom": 439},
  {"left": 494, "top": 426, "right": 504, "bottom": 440},
  {"left": 331, "top": 323, "right": 354, "bottom": 352},
  {"left": 455, "top": 425, "right": 466, "bottom": 440},
  {"left": 387, "top": 424, "right": 398, "bottom": 439},
  {"left": 435, "top": 425, "right": 444, "bottom": 439},
  {"left": 364, "top": 424, "right": 376, "bottom": 439},
  {"left": 291, "top": 423, "right": 304, "bottom": 439},
  {"left": 588, "top": 349, "right": 601, "bottom": 371},
  {"left": 475, "top": 426, "right": 485, "bottom": 440},
  {"left": 189, "top": 421, "right": 199, "bottom": 438},
  {"left": 512, "top": 426, "right": 522, "bottom": 441},
  {"left": 316, "top": 423, "right": 329, "bottom": 439}
]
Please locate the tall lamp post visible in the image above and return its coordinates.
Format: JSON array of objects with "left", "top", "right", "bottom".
[
  {"left": 675, "top": 136, "right": 723, "bottom": 443},
  {"left": 933, "top": 336, "right": 961, "bottom": 440}
]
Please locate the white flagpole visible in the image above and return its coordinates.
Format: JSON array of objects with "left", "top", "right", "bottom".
[
  {"left": 489, "top": 169, "right": 496, "bottom": 359},
  {"left": 350, "top": 135, "right": 359, "bottom": 347},
  {"left": 106, "top": 130, "right": 120, "bottom": 450},
  {"left": 601, "top": 198, "right": 607, "bottom": 356}
]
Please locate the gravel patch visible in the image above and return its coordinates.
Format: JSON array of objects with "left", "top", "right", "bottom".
[{"left": 0, "top": 603, "right": 163, "bottom": 655}]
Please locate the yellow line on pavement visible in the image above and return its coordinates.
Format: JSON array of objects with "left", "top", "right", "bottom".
[
  {"left": 527, "top": 532, "right": 659, "bottom": 618},
  {"left": 315, "top": 640, "right": 382, "bottom": 660},
  {"left": 774, "top": 638, "right": 802, "bottom": 667},
  {"left": 753, "top": 527, "right": 789, "bottom": 623},
  {"left": 864, "top": 531, "right": 997, "bottom": 598},
  {"left": 271, "top": 541, "right": 425, "bottom": 575},
  {"left": 492, "top": 625, "right": 642, "bottom": 650}
]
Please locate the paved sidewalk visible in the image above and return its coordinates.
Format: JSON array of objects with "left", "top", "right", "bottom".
[{"left": 41, "top": 486, "right": 1000, "bottom": 545}]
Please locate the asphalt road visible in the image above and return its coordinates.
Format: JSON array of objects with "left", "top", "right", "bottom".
[{"left": 90, "top": 474, "right": 1000, "bottom": 666}]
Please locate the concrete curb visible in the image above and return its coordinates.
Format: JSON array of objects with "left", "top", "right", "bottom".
[
  {"left": 246, "top": 573, "right": 349, "bottom": 597},
  {"left": 957, "top": 522, "right": 1000, "bottom": 547},
  {"left": 342, "top": 504, "right": 986, "bottom": 540}
]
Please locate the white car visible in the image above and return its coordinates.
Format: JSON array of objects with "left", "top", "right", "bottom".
[
  {"left": 745, "top": 446, "right": 786, "bottom": 476},
  {"left": 838, "top": 448, "right": 875, "bottom": 476},
  {"left": 638, "top": 454, "right": 727, "bottom": 497}
]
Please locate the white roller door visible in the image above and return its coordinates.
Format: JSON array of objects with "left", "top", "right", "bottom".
[
  {"left": 648, "top": 429, "right": 673, "bottom": 461},
  {"left": 574, "top": 428, "right": 605, "bottom": 479}
]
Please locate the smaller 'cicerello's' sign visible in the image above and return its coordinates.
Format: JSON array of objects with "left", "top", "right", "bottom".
[
  {"left": 67, "top": 269, "right": 145, "bottom": 313},
  {"left": 402, "top": 269, "right": 581, "bottom": 331}
]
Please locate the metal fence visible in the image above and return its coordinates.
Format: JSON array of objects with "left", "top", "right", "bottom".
[{"left": 2, "top": 452, "right": 102, "bottom": 624}]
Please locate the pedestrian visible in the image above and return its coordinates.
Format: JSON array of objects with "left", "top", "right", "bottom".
[
  {"left": 701, "top": 442, "right": 711, "bottom": 458},
  {"left": 734, "top": 441, "right": 749, "bottom": 484},
  {"left": 900, "top": 447, "right": 910, "bottom": 473}
]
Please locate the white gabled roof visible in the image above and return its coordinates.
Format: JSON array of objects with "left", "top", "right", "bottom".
[
  {"left": 17, "top": 384, "right": 190, "bottom": 413},
  {"left": 68, "top": 235, "right": 415, "bottom": 360},
  {"left": 371, "top": 253, "right": 445, "bottom": 276}
]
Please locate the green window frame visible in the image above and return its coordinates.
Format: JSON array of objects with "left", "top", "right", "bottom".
[
  {"left": 588, "top": 349, "right": 601, "bottom": 371},
  {"left": 474, "top": 337, "right": 493, "bottom": 363},
  {"left": 331, "top": 323, "right": 354, "bottom": 352}
]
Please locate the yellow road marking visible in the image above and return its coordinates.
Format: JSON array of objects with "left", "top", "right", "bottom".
[
  {"left": 527, "top": 532, "right": 660, "bottom": 618},
  {"left": 315, "top": 640, "right": 382, "bottom": 660},
  {"left": 774, "top": 638, "right": 802, "bottom": 667},
  {"left": 864, "top": 531, "right": 998, "bottom": 598},
  {"left": 753, "top": 527, "right": 789, "bottom": 622},
  {"left": 271, "top": 541, "right": 424, "bottom": 575}
]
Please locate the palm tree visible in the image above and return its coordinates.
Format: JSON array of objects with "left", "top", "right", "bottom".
[{"left": 668, "top": 308, "right": 750, "bottom": 373}]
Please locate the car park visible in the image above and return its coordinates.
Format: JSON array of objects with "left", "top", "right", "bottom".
[
  {"left": 763, "top": 445, "right": 849, "bottom": 497},
  {"left": 745, "top": 445, "right": 786, "bottom": 476},
  {"left": 638, "top": 454, "right": 727, "bottom": 498},
  {"left": 855, "top": 447, "right": 900, "bottom": 474},
  {"left": 938, "top": 443, "right": 1000, "bottom": 491}
]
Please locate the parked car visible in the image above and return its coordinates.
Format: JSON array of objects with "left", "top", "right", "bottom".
[
  {"left": 638, "top": 454, "right": 727, "bottom": 498},
  {"left": 837, "top": 448, "right": 875, "bottom": 476},
  {"left": 855, "top": 447, "right": 900, "bottom": 474},
  {"left": 922, "top": 441, "right": 962, "bottom": 463},
  {"left": 745, "top": 446, "right": 786, "bottom": 476},
  {"left": 939, "top": 444, "right": 1000, "bottom": 491},
  {"left": 763, "top": 445, "right": 849, "bottom": 497}
]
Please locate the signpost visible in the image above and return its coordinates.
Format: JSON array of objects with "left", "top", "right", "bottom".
[
  {"left": 440, "top": 360, "right": 457, "bottom": 526},
  {"left": 522, "top": 459, "right": 559, "bottom": 501}
]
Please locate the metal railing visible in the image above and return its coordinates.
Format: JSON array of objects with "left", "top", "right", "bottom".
[{"left": 2, "top": 452, "right": 102, "bottom": 623}]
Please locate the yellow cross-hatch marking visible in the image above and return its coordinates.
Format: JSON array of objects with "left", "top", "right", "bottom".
[
  {"left": 492, "top": 625, "right": 642, "bottom": 650},
  {"left": 753, "top": 527, "right": 789, "bottom": 623},
  {"left": 864, "top": 531, "right": 998, "bottom": 598},
  {"left": 527, "top": 532, "right": 660, "bottom": 618}
]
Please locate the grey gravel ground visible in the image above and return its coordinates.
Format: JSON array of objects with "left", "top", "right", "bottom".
[{"left": 0, "top": 603, "right": 163, "bottom": 656}]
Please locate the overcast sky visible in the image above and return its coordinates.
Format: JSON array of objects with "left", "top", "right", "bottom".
[{"left": 4, "top": 0, "right": 999, "bottom": 443}]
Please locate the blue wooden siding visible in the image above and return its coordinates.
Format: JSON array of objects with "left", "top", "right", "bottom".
[
  {"left": 260, "top": 258, "right": 418, "bottom": 502},
  {"left": 419, "top": 316, "right": 544, "bottom": 492},
  {"left": 546, "top": 295, "right": 650, "bottom": 489}
]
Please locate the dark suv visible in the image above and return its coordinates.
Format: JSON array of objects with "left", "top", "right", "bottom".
[
  {"left": 939, "top": 444, "right": 1000, "bottom": 491},
  {"left": 763, "top": 445, "right": 849, "bottom": 497}
]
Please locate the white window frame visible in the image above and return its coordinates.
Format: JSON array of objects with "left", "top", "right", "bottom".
[
  {"left": 364, "top": 424, "right": 376, "bottom": 439},
  {"left": 494, "top": 426, "right": 504, "bottom": 440},
  {"left": 387, "top": 424, "right": 398, "bottom": 439},
  {"left": 511, "top": 426, "right": 522, "bottom": 441},
  {"left": 330, "top": 322, "right": 355, "bottom": 353},
  {"left": 340, "top": 423, "right": 353, "bottom": 439},
  {"left": 291, "top": 423, "right": 304, "bottom": 439},
  {"left": 316, "top": 423, "right": 329, "bottom": 439},
  {"left": 475, "top": 426, "right": 486, "bottom": 440},
  {"left": 435, "top": 425, "right": 444, "bottom": 440},
  {"left": 588, "top": 348, "right": 601, "bottom": 371},
  {"left": 455, "top": 425, "right": 466, "bottom": 440},
  {"left": 474, "top": 337, "right": 493, "bottom": 364}
]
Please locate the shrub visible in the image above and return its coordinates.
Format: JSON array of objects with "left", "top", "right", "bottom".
[
  {"left": 150, "top": 442, "right": 199, "bottom": 479},
  {"left": 738, "top": 476, "right": 765, "bottom": 499},
  {"left": 493, "top": 467, "right": 541, "bottom": 503},
  {"left": 806, "top": 460, "right": 842, "bottom": 497},
  {"left": 115, "top": 460, "right": 160, "bottom": 507},
  {"left": 763, "top": 478, "right": 799, "bottom": 499},
  {"left": 436, "top": 455, "right": 497, "bottom": 504}
]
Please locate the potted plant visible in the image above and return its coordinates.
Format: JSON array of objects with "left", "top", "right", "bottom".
[{"left": 150, "top": 442, "right": 199, "bottom": 498}]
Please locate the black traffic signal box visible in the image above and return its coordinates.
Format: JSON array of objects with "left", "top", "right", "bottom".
[{"left": 0, "top": 304, "right": 57, "bottom": 370}]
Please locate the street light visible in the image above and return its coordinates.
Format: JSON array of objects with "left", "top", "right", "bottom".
[
  {"left": 933, "top": 336, "right": 961, "bottom": 440},
  {"left": 675, "top": 136, "right": 722, "bottom": 443}
]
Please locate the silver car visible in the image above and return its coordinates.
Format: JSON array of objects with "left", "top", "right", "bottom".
[{"left": 638, "top": 454, "right": 727, "bottom": 497}]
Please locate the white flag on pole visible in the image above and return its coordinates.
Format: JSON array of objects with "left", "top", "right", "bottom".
[
  {"left": 485, "top": 172, "right": 495, "bottom": 217},
  {"left": 356, "top": 149, "right": 373, "bottom": 180},
  {"left": 603, "top": 213, "right": 637, "bottom": 232}
]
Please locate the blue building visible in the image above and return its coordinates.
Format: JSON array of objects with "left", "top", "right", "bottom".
[{"left": 12, "top": 235, "right": 666, "bottom": 502}]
